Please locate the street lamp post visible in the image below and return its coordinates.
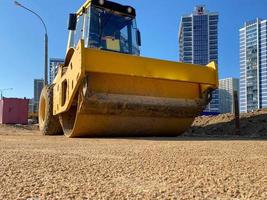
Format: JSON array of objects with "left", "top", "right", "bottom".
[{"left": 14, "top": 1, "right": 48, "bottom": 86}]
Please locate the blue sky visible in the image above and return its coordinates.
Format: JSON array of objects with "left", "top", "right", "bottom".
[{"left": 0, "top": 0, "right": 266, "bottom": 98}]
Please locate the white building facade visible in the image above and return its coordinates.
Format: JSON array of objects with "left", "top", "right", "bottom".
[
  {"left": 49, "top": 58, "right": 65, "bottom": 84},
  {"left": 219, "top": 78, "right": 239, "bottom": 114},
  {"left": 240, "top": 19, "right": 267, "bottom": 112}
]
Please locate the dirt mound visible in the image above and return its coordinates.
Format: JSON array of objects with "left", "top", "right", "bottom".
[
  {"left": 0, "top": 124, "right": 39, "bottom": 136},
  {"left": 185, "top": 109, "right": 267, "bottom": 137},
  {"left": 0, "top": 124, "right": 38, "bottom": 131}
]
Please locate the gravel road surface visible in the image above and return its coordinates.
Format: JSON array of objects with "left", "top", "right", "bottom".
[{"left": 0, "top": 126, "right": 266, "bottom": 199}]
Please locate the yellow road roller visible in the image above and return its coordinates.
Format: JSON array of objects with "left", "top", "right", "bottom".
[{"left": 39, "top": 0, "right": 218, "bottom": 137}]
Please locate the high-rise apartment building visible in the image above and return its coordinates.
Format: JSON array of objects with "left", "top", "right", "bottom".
[
  {"left": 240, "top": 18, "right": 267, "bottom": 112},
  {"left": 34, "top": 79, "right": 44, "bottom": 113},
  {"left": 49, "top": 58, "right": 64, "bottom": 84},
  {"left": 179, "top": 5, "right": 219, "bottom": 114},
  {"left": 28, "top": 98, "right": 35, "bottom": 113},
  {"left": 219, "top": 78, "right": 239, "bottom": 114}
]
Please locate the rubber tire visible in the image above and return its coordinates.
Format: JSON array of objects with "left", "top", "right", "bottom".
[{"left": 39, "top": 85, "right": 63, "bottom": 135}]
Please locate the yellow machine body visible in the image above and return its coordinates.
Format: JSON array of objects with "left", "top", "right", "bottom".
[
  {"left": 38, "top": 0, "right": 219, "bottom": 137},
  {"left": 51, "top": 41, "right": 218, "bottom": 137}
]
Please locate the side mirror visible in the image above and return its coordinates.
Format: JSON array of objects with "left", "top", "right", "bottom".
[
  {"left": 136, "top": 29, "right": 141, "bottom": 46},
  {"left": 68, "top": 13, "right": 77, "bottom": 31}
]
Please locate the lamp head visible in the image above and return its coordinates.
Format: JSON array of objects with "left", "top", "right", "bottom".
[{"left": 14, "top": 1, "right": 22, "bottom": 7}]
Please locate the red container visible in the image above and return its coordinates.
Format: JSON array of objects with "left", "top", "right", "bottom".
[{"left": 0, "top": 98, "right": 29, "bottom": 125}]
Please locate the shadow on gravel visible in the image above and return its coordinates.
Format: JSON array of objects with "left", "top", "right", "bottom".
[
  {"left": 102, "top": 112, "right": 267, "bottom": 141},
  {"left": 126, "top": 136, "right": 267, "bottom": 142}
]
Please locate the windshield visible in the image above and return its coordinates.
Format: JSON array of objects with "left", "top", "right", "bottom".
[
  {"left": 88, "top": 6, "right": 140, "bottom": 55},
  {"left": 68, "top": 6, "right": 140, "bottom": 55}
]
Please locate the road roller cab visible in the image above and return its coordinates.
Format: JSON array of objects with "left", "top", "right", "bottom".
[
  {"left": 39, "top": 0, "right": 219, "bottom": 137},
  {"left": 67, "top": 0, "right": 141, "bottom": 56}
]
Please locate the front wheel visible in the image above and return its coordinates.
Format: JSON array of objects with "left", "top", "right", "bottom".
[{"left": 39, "top": 85, "right": 63, "bottom": 135}]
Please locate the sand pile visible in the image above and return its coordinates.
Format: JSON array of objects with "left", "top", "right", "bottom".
[
  {"left": 0, "top": 124, "right": 39, "bottom": 136},
  {"left": 186, "top": 109, "right": 267, "bottom": 137}
]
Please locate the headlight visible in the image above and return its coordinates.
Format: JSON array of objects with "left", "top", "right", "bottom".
[{"left": 127, "top": 7, "right": 132, "bottom": 14}]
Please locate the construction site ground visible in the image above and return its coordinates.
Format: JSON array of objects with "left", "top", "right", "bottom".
[{"left": 0, "top": 110, "right": 266, "bottom": 199}]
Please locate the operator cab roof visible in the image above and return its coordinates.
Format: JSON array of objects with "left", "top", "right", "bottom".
[{"left": 77, "top": 0, "right": 136, "bottom": 17}]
